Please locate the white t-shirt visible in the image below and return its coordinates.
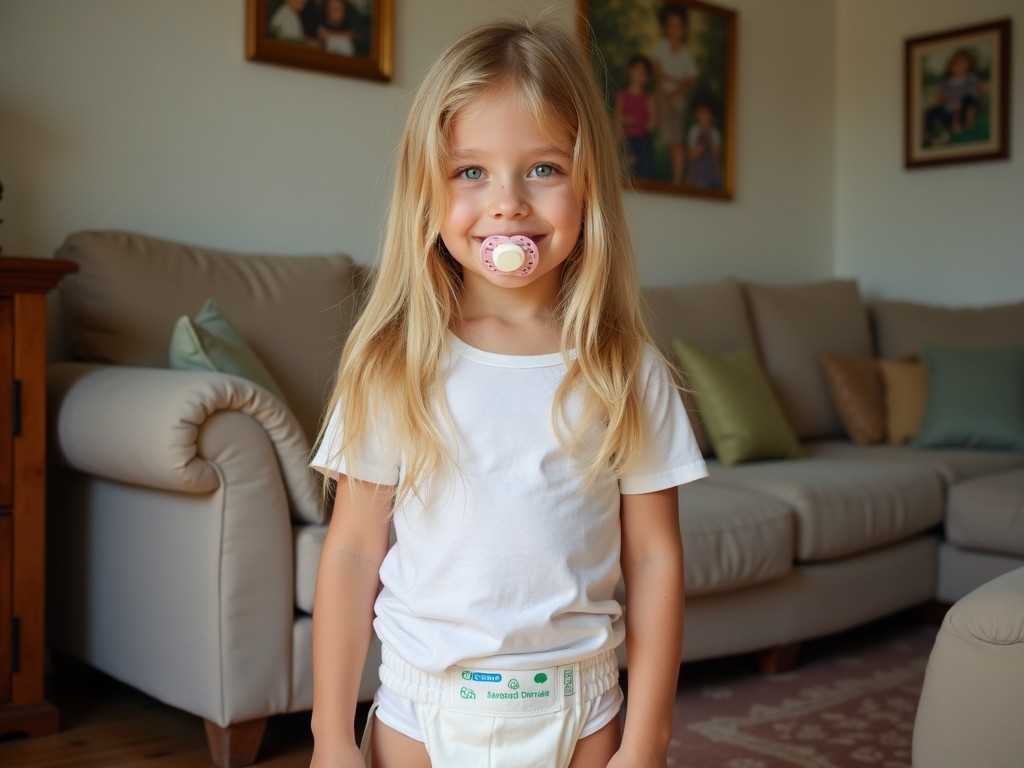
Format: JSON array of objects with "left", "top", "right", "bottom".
[{"left": 311, "top": 335, "right": 707, "bottom": 674}]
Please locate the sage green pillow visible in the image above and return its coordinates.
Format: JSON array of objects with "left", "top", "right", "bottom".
[
  {"left": 912, "top": 345, "right": 1024, "bottom": 451},
  {"left": 673, "top": 339, "right": 803, "bottom": 466},
  {"left": 169, "top": 298, "right": 287, "bottom": 403}
]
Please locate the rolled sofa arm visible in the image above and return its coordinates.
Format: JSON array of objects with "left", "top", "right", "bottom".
[
  {"left": 48, "top": 361, "right": 325, "bottom": 524},
  {"left": 912, "top": 566, "right": 1024, "bottom": 768}
]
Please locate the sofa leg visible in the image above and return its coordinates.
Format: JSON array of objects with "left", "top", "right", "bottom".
[
  {"left": 757, "top": 642, "right": 801, "bottom": 674},
  {"left": 204, "top": 717, "right": 267, "bottom": 768}
]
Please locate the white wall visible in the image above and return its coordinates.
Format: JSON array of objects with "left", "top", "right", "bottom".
[
  {"left": 0, "top": 0, "right": 836, "bottom": 287},
  {"left": 835, "top": 0, "right": 1024, "bottom": 305}
]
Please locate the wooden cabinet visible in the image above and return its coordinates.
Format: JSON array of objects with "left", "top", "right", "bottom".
[{"left": 0, "top": 256, "right": 76, "bottom": 737}]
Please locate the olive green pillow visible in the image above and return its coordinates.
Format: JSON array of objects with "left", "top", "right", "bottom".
[
  {"left": 673, "top": 340, "right": 803, "bottom": 466},
  {"left": 912, "top": 345, "right": 1024, "bottom": 451},
  {"left": 169, "top": 298, "right": 287, "bottom": 403}
]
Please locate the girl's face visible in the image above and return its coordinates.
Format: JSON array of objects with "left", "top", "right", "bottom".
[{"left": 441, "top": 89, "right": 583, "bottom": 292}]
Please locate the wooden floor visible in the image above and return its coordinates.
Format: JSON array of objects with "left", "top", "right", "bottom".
[{"left": 0, "top": 657, "right": 341, "bottom": 767}]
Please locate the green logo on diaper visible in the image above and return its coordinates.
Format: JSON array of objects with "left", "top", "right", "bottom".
[
  {"left": 460, "top": 686, "right": 476, "bottom": 700},
  {"left": 508, "top": 678, "right": 520, "bottom": 690},
  {"left": 534, "top": 673, "right": 548, "bottom": 684}
]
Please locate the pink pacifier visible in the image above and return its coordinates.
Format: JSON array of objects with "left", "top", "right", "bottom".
[{"left": 479, "top": 235, "right": 539, "bottom": 276}]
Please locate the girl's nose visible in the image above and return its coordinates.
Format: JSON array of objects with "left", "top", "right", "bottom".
[{"left": 491, "top": 180, "right": 529, "bottom": 218}]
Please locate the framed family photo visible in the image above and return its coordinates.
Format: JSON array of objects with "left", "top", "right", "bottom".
[
  {"left": 580, "top": 0, "right": 737, "bottom": 199},
  {"left": 246, "top": 0, "right": 393, "bottom": 81},
  {"left": 904, "top": 19, "right": 1011, "bottom": 169}
]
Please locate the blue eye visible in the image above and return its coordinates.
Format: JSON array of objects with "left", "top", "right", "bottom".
[
  {"left": 531, "top": 164, "right": 558, "bottom": 178},
  {"left": 460, "top": 167, "right": 483, "bottom": 180}
]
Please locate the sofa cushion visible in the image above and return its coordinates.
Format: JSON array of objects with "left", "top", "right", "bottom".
[
  {"left": 708, "top": 456, "right": 944, "bottom": 562},
  {"left": 676, "top": 481, "right": 794, "bottom": 596},
  {"left": 57, "top": 230, "right": 363, "bottom": 440},
  {"left": 913, "top": 345, "right": 1024, "bottom": 452},
  {"left": 644, "top": 278, "right": 757, "bottom": 455},
  {"left": 808, "top": 441, "right": 1024, "bottom": 486},
  {"left": 673, "top": 340, "right": 802, "bottom": 466},
  {"left": 946, "top": 468, "right": 1024, "bottom": 558},
  {"left": 872, "top": 299, "right": 1024, "bottom": 360},
  {"left": 820, "top": 353, "right": 886, "bottom": 445},
  {"left": 744, "top": 280, "right": 873, "bottom": 441}
]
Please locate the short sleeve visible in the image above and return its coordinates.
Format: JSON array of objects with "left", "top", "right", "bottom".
[
  {"left": 309, "top": 400, "right": 400, "bottom": 486},
  {"left": 619, "top": 347, "right": 707, "bottom": 495}
]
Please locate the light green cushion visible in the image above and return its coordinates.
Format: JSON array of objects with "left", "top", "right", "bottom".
[
  {"left": 169, "top": 298, "right": 287, "bottom": 403},
  {"left": 673, "top": 339, "right": 803, "bottom": 466},
  {"left": 912, "top": 345, "right": 1024, "bottom": 451}
]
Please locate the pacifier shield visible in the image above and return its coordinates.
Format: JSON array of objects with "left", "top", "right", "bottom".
[{"left": 479, "top": 235, "right": 539, "bottom": 276}]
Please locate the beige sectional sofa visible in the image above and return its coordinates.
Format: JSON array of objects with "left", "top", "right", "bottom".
[{"left": 44, "top": 231, "right": 1024, "bottom": 766}]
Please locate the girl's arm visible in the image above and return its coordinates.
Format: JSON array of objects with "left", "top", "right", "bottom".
[
  {"left": 610, "top": 486, "right": 684, "bottom": 767},
  {"left": 309, "top": 475, "right": 393, "bottom": 767}
]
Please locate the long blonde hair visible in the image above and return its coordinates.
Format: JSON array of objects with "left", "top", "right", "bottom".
[{"left": 319, "top": 18, "right": 652, "bottom": 504}]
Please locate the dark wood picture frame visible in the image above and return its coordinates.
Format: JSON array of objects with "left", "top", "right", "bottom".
[
  {"left": 246, "top": 0, "right": 393, "bottom": 82},
  {"left": 904, "top": 19, "right": 1011, "bottom": 169},
  {"left": 580, "top": 0, "right": 737, "bottom": 200}
]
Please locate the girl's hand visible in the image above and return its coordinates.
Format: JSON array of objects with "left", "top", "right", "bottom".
[{"left": 309, "top": 741, "right": 365, "bottom": 768}]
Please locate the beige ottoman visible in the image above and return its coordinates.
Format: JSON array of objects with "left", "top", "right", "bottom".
[{"left": 912, "top": 566, "right": 1024, "bottom": 767}]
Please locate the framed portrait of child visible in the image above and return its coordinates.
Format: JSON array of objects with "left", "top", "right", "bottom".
[{"left": 904, "top": 19, "right": 1011, "bottom": 169}]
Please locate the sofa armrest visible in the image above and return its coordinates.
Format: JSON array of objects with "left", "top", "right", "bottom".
[{"left": 48, "top": 361, "right": 325, "bottom": 524}]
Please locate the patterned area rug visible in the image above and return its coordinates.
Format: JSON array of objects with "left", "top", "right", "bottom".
[{"left": 663, "top": 617, "right": 939, "bottom": 768}]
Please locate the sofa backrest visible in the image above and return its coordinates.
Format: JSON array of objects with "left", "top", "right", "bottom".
[
  {"left": 743, "top": 279, "right": 873, "bottom": 441},
  {"left": 57, "top": 230, "right": 363, "bottom": 441},
  {"left": 872, "top": 300, "right": 1024, "bottom": 359},
  {"left": 644, "top": 278, "right": 757, "bottom": 454}
]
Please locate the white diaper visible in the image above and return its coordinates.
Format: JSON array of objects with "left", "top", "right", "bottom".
[{"left": 361, "top": 645, "right": 622, "bottom": 767}]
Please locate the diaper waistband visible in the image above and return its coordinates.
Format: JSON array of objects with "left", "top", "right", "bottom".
[{"left": 380, "top": 645, "right": 619, "bottom": 715}]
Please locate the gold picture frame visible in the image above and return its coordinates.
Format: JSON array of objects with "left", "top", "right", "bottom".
[
  {"left": 246, "top": 0, "right": 393, "bottom": 82},
  {"left": 580, "top": 0, "right": 737, "bottom": 200}
]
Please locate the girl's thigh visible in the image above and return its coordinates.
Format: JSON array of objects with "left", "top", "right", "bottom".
[
  {"left": 370, "top": 717, "right": 431, "bottom": 768},
  {"left": 568, "top": 715, "right": 621, "bottom": 767}
]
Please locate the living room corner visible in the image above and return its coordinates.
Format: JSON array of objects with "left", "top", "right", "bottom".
[{"left": 0, "top": 1, "right": 1021, "bottom": 767}]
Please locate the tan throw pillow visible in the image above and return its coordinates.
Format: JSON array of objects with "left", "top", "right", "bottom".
[
  {"left": 820, "top": 353, "right": 885, "bottom": 445},
  {"left": 878, "top": 360, "right": 928, "bottom": 444}
]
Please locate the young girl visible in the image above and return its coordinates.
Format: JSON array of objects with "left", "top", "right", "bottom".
[{"left": 309, "top": 18, "right": 706, "bottom": 768}]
